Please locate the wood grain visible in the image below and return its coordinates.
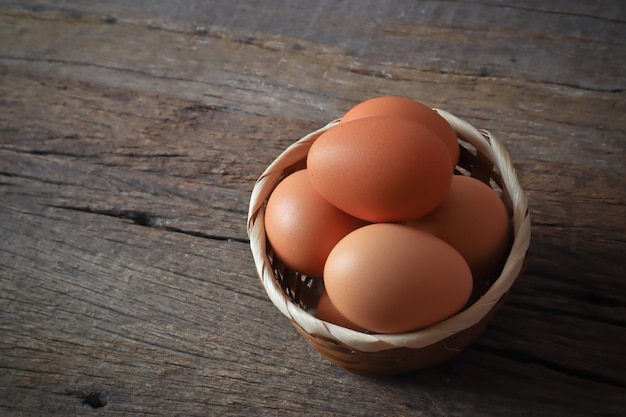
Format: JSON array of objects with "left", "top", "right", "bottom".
[{"left": 1, "top": 1, "right": 625, "bottom": 416}]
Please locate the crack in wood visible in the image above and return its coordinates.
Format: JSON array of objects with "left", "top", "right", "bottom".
[
  {"left": 0, "top": 54, "right": 215, "bottom": 87},
  {"left": 159, "top": 225, "right": 250, "bottom": 244},
  {"left": 0, "top": 169, "right": 68, "bottom": 186},
  {"left": 50, "top": 204, "right": 250, "bottom": 243},
  {"left": 10, "top": 148, "right": 92, "bottom": 159}
]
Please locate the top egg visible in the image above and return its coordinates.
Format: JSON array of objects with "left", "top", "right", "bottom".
[
  {"left": 307, "top": 116, "right": 453, "bottom": 223},
  {"left": 341, "top": 96, "right": 459, "bottom": 169}
]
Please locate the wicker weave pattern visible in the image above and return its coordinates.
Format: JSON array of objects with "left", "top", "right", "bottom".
[{"left": 247, "top": 110, "right": 531, "bottom": 374}]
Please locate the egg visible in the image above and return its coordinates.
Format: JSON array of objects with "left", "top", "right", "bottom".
[
  {"left": 324, "top": 223, "right": 473, "bottom": 334},
  {"left": 340, "top": 96, "right": 459, "bottom": 169},
  {"left": 307, "top": 116, "right": 453, "bottom": 223},
  {"left": 316, "top": 291, "right": 367, "bottom": 332},
  {"left": 406, "top": 175, "right": 512, "bottom": 290},
  {"left": 264, "top": 169, "right": 366, "bottom": 277}
]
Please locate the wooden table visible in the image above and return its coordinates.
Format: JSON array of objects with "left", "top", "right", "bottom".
[{"left": 1, "top": 1, "right": 624, "bottom": 416}]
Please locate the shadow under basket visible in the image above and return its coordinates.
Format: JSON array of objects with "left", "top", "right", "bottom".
[{"left": 247, "top": 110, "right": 531, "bottom": 376}]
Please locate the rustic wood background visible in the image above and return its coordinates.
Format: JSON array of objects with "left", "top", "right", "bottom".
[{"left": 1, "top": 1, "right": 624, "bottom": 416}]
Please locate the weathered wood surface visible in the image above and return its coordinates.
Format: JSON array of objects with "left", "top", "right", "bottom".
[{"left": 1, "top": 1, "right": 624, "bottom": 416}]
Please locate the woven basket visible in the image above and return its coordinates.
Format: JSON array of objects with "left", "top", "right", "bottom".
[{"left": 247, "top": 110, "right": 531, "bottom": 376}]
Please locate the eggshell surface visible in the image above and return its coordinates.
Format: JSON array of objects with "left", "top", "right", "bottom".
[
  {"left": 307, "top": 117, "right": 453, "bottom": 223},
  {"left": 324, "top": 223, "right": 473, "bottom": 334},
  {"left": 406, "top": 175, "right": 512, "bottom": 286},
  {"left": 341, "top": 96, "right": 459, "bottom": 169},
  {"left": 264, "top": 169, "right": 365, "bottom": 277}
]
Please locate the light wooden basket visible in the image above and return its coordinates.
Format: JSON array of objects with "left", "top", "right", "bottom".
[{"left": 247, "top": 110, "right": 531, "bottom": 375}]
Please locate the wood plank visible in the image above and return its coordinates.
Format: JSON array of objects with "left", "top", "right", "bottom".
[
  {"left": 1, "top": 1, "right": 625, "bottom": 416},
  {"left": 0, "top": 12, "right": 623, "bottom": 174},
  {"left": 2, "top": 0, "right": 624, "bottom": 90},
  {"left": 2, "top": 203, "right": 624, "bottom": 416}
]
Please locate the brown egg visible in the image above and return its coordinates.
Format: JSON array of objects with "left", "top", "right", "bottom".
[
  {"left": 324, "top": 223, "right": 473, "bottom": 334},
  {"left": 264, "top": 169, "right": 365, "bottom": 277},
  {"left": 316, "top": 291, "right": 367, "bottom": 332},
  {"left": 340, "top": 96, "right": 459, "bottom": 169},
  {"left": 406, "top": 175, "right": 512, "bottom": 288},
  {"left": 307, "top": 116, "right": 453, "bottom": 223}
]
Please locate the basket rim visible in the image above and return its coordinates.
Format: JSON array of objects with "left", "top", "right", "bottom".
[{"left": 247, "top": 110, "right": 531, "bottom": 353}]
